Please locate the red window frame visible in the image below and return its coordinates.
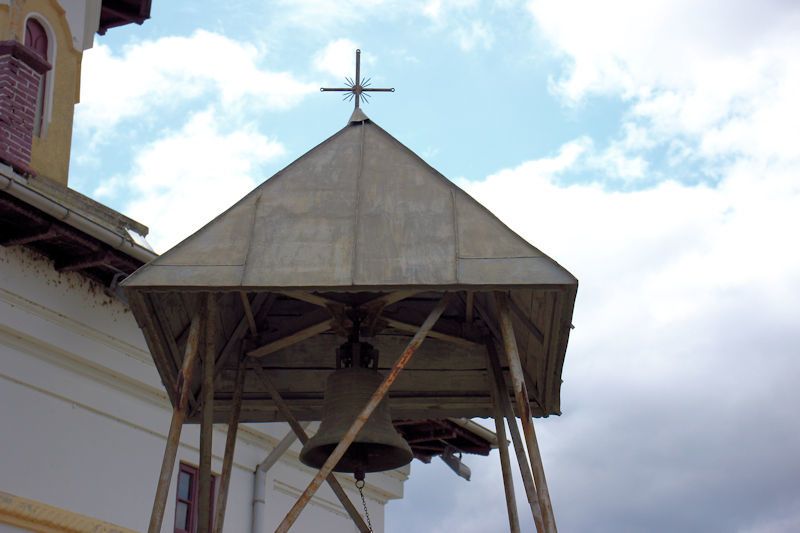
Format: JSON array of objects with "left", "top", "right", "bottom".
[{"left": 174, "top": 462, "right": 216, "bottom": 533}]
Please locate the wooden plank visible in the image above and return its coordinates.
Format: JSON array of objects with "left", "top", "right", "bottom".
[
  {"left": 239, "top": 291, "right": 258, "bottom": 336},
  {"left": 127, "top": 292, "right": 178, "bottom": 407},
  {"left": 147, "top": 304, "right": 204, "bottom": 533},
  {"left": 489, "top": 353, "right": 521, "bottom": 533},
  {"left": 465, "top": 291, "right": 474, "bottom": 324},
  {"left": 496, "top": 293, "right": 556, "bottom": 533},
  {"left": 214, "top": 292, "right": 272, "bottom": 377},
  {"left": 249, "top": 331, "right": 485, "bottom": 370},
  {"left": 383, "top": 317, "right": 480, "bottom": 348},
  {"left": 361, "top": 290, "right": 420, "bottom": 310},
  {"left": 276, "top": 294, "right": 451, "bottom": 532},
  {"left": 279, "top": 290, "right": 343, "bottom": 309},
  {"left": 213, "top": 355, "right": 246, "bottom": 533},
  {"left": 487, "top": 340, "right": 544, "bottom": 533},
  {"left": 509, "top": 292, "right": 545, "bottom": 344},
  {"left": 198, "top": 295, "right": 217, "bottom": 533},
  {"left": 247, "top": 319, "right": 332, "bottom": 358}
]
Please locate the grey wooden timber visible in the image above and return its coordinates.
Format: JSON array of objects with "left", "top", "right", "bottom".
[{"left": 122, "top": 112, "right": 578, "bottom": 423}]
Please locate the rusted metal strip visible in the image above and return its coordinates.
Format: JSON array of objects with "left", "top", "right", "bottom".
[
  {"left": 488, "top": 350, "right": 521, "bottom": 533},
  {"left": 495, "top": 292, "right": 557, "bottom": 533},
  {"left": 250, "top": 364, "right": 370, "bottom": 533},
  {"left": 213, "top": 353, "right": 247, "bottom": 533},
  {"left": 487, "top": 340, "right": 544, "bottom": 532},
  {"left": 275, "top": 293, "right": 452, "bottom": 533},
  {"left": 198, "top": 294, "right": 217, "bottom": 533},
  {"left": 147, "top": 304, "right": 204, "bottom": 533}
]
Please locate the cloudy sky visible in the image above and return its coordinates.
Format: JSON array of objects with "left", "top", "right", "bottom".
[{"left": 71, "top": 1, "right": 800, "bottom": 531}]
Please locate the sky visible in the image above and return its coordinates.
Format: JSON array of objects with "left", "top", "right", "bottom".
[{"left": 70, "top": 1, "right": 800, "bottom": 532}]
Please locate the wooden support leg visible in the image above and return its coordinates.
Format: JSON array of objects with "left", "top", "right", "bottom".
[
  {"left": 487, "top": 341, "right": 544, "bottom": 532},
  {"left": 495, "top": 293, "right": 557, "bottom": 533},
  {"left": 250, "top": 364, "right": 370, "bottom": 533},
  {"left": 198, "top": 294, "right": 218, "bottom": 533},
  {"left": 274, "top": 294, "right": 452, "bottom": 533},
  {"left": 488, "top": 354, "right": 521, "bottom": 533},
  {"left": 148, "top": 307, "right": 205, "bottom": 533},
  {"left": 213, "top": 354, "right": 246, "bottom": 533}
]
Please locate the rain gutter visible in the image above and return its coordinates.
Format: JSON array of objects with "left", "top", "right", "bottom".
[{"left": 0, "top": 164, "right": 157, "bottom": 265}]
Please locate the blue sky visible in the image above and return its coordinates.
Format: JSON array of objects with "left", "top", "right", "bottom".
[{"left": 69, "top": 1, "right": 800, "bottom": 532}]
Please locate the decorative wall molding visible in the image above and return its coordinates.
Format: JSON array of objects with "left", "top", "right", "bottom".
[{"left": 0, "top": 490, "right": 135, "bottom": 533}]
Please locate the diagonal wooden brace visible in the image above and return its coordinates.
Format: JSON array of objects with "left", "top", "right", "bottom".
[
  {"left": 487, "top": 340, "right": 544, "bottom": 532},
  {"left": 148, "top": 301, "right": 205, "bottom": 533},
  {"left": 495, "top": 292, "right": 557, "bottom": 533}
]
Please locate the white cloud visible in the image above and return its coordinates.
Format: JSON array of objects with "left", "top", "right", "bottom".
[
  {"left": 529, "top": 0, "right": 800, "bottom": 165},
  {"left": 102, "top": 108, "right": 284, "bottom": 252},
  {"left": 395, "top": 133, "right": 800, "bottom": 531},
  {"left": 421, "top": 0, "right": 496, "bottom": 51},
  {"left": 77, "top": 30, "right": 318, "bottom": 135},
  {"left": 313, "top": 38, "right": 361, "bottom": 79},
  {"left": 454, "top": 20, "right": 494, "bottom": 51},
  {"left": 274, "top": 0, "right": 404, "bottom": 32}
]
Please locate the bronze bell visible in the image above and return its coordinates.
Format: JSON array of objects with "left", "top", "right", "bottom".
[{"left": 300, "top": 365, "right": 413, "bottom": 474}]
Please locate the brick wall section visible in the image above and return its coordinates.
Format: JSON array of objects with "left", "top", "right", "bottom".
[{"left": 0, "top": 41, "right": 51, "bottom": 173}]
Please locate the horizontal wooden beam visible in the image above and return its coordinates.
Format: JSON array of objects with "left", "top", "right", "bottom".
[{"left": 247, "top": 319, "right": 332, "bottom": 358}]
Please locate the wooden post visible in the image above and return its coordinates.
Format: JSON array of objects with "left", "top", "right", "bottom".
[
  {"left": 148, "top": 305, "right": 205, "bottom": 533},
  {"left": 198, "top": 294, "right": 217, "bottom": 533},
  {"left": 213, "top": 354, "right": 246, "bottom": 533},
  {"left": 250, "top": 364, "right": 370, "bottom": 533},
  {"left": 275, "top": 294, "right": 452, "bottom": 533},
  {"left": 487, "top": 340, "right": 544, "bottom": 533},
  {"left": 488, "top": 354, "right": 521, "bottom": 533},
  {"left": 495, "top": 292, "right": 557, "bottom": 533}
]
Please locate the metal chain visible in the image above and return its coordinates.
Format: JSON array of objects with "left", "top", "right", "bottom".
[{"left": 355, "top": 479, "right": 373, "bottom": 532}]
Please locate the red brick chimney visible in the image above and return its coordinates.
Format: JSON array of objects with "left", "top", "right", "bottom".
[{"left": 0, "top": 40, "right": 51, "bottom": 174}]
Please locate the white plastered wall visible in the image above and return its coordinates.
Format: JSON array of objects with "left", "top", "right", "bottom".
[{"left": 0, "top": 245, "right": 406, "bottom": 532}]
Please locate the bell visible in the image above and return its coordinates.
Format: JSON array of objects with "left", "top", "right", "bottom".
[{"left": 300, "top": 366, "right": 413, "bottom": 473}]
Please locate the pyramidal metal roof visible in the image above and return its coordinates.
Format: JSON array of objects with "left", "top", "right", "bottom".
[
  {"left": 122, "top": 111, "right": 578, "bottom": 421},
  {"left": 123, "top": 112, "right": 576, "bottom": 291}
]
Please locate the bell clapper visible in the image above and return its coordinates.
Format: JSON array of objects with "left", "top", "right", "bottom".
[{"left": 354, "top": 468, "right": 373, "bottom": 532}]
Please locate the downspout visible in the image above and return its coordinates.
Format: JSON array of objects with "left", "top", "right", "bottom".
[{"left": 251, "top": 423, "right": 309, "bottom": 533}]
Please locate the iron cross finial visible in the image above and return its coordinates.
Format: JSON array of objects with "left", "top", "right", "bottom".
[{"left": 320, "top": 49, "right": 395, "bottom": 109}]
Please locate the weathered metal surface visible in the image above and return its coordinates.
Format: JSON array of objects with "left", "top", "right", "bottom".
[
  {"left": 275, "top": 295, "right": 451, "bottom": 532},
  {"left": 147, "top": 307, "right": 203, "bottom": 533},
  {"left": 122, "top": 116, "right": 574, "bottom": 290},
  {"left": 496, "top": 293, "right": 556, "bottom": 533}
]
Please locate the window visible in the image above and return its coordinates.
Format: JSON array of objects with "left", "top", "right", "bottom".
[
  {"left": 175, "top": 463, "right": 217, "bottom": 533},
  {"left": 23, "top": 17, "right": 49, "bottom": 136}
]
